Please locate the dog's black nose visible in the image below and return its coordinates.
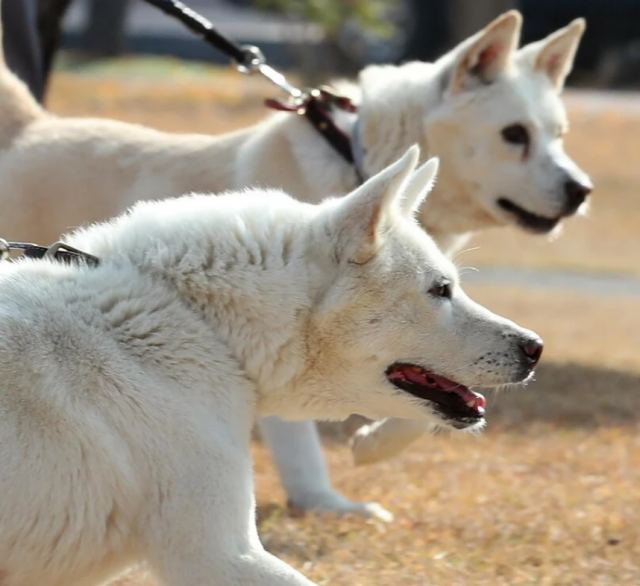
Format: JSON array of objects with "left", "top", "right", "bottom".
[
  {"left": 564, "top": 179, "right": 592, "bottom": 214},
  {"left": 519, "top": 336, "right": 543, "bottom": 366}
]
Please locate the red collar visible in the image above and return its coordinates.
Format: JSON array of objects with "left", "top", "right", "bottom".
[{"left": 265, "top": 86, "right": 363, "bottom": 182}]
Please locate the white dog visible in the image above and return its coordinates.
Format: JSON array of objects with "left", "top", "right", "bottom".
[
  {"left": 0, "top": 10, "right": 587, "bottom": 514},
  {"left": 0, "top": 148, "right": 542, "bottom": 586}
]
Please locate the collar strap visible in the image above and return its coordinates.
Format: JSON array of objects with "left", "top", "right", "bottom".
[
  {"left": 351, "top": 116, "right": 367, "bottom": 182},
  {"left": 0, "top": 239, "right": 100, "bottom": 267},
  {"left": 265, "top": 86, "right": 363, "bottom": 183}
]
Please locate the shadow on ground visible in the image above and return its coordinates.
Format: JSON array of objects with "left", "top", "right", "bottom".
[{"left": 488, "top": 361, "right": 640, "bottom": 428}]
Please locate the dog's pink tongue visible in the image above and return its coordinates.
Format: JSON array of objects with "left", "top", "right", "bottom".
[
  {"left": 402, "top": 366, "right": 430, "bottom": 385},
  {"left": 389, "top": 366, "right": 486, "bottom": 412},
  {"left": 398, "top": 367, "right": 457, "bottom": 389}
]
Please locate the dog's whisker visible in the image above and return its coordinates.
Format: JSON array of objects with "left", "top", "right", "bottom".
[{"left": 452, "top": 246, "right": 481, "bottom": 263}]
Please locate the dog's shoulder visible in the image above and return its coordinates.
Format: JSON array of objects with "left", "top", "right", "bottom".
[
  {"left": 0, "top": 258, "right": 249, "bottom": 426},
  {"left": 0, "top": 259, "right": 193, "bottom": 374}
]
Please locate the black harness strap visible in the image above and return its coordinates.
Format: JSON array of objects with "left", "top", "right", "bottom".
[
  {"left": 305, "top": 98, "right": 355, "bottom": 164},
  {"left": 265, "top": 86, "right": 359, "bottom": 169}
]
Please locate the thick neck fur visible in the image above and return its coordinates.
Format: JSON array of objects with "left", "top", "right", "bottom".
[{"left": 68, "top": 192, "right": 337, "bottom": 418}]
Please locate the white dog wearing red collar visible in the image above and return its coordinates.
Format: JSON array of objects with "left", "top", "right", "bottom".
[
  {"left": 0, "top": 11, "right": 587, "bottom": 516},
  {"left": 0, "top": 148, "right": 542, "bottom": 585}
]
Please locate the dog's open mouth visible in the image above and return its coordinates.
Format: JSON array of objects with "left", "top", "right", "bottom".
[
  {"left": 497, "top": 198, "right": 560, "bottom": 234},
  {"left": 386, "top": 363, "right": 486, "bottom": 428}
]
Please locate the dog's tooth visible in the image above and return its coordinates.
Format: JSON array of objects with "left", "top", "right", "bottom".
[{"left": 465, "top": 391, "right": 486, "bottom": 411}]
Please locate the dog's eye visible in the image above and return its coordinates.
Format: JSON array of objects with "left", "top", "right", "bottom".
[
  {"left": 428, "top": 281, "right": 452, "bottom": 300},
  {"left": 501, "top": 124, "right": 529, "bottom": 146}
]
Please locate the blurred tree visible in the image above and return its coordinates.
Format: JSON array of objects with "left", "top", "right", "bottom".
[
  {"left": 256, "top": 0, "right": 397, "bottom": 38},
  {"left": 257, "top": 0, "right": 411, "bottom": 77}
]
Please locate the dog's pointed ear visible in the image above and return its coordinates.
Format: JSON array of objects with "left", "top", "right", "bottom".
[
  {"left": 399, "top": 157, "right": 439, "bottom": 216},
  {"left": 449, "top": 10, "right": 522, "bottom": 94},
  {"left": 332, "top": 145, "right": 420, "bottom": 264},
  {"left": 521, "top": 18, "right": 586, "bottom": 91}
]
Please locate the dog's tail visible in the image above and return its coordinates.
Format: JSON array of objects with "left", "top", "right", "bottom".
[{"left": 0, "top": 1, "right": 46, "bottom": 144}]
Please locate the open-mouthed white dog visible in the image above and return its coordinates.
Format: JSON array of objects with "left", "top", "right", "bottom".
[
  {"left": 0, "top": 10, "right": 585, "bottom": 515},
  {"left": 0, "top": 147, "right": 542, "bottom": 586}
]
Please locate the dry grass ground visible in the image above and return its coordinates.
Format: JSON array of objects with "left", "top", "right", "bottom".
[{"left": 45, "top": 60, "right": 640, "bottom": 585}]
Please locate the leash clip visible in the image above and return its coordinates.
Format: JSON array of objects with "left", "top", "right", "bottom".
[
  {"left": 238, "top": 45, "right": 304, "bottom": 100},
  {"left": 0, "top": 238, "right": 100, "bottom": 267},
  {"left": 0, "top": 238, "right": 9, "bottom": 261},
  {"left": 43, "top": 242, "right": 101, "bottom": 267},
  {"left": 264, "top": 88, "right": 314, "bottom": 115},
  {"left": 236, "top": 45, "right": 265, "bottom": 75}
]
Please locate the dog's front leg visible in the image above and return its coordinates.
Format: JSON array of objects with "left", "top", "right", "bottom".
[
  {"left": 145, "top": 443, "right": 316, "bottom": 586},
  {"left": 258, "top": 416, "right": 392, "bottom": 521}
]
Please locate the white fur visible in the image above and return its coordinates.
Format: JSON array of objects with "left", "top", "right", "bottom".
[
  {"left": 0, "top": 149, "right": 540, "bottom": 585},
  {"left": 0, "top": 11, "right": 586, "bottom": 504}
]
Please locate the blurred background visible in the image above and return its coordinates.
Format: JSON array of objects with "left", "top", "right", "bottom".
[
  {"left": 10, "top": 0, "right": 640, "bottom": 584},
  {"left": 55, "top": 0, "right": 640, "bottom": 86}
]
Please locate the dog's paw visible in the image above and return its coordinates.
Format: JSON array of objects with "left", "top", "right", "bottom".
[
  {"left": 350, "top": 423, "right": 390, "bottom": 466},
  {"left": 287, "top": 491, "right": 393, "bottom": 522},
  {"left": 356, "top": 501, "right": 394, "bottom": 523},
  {"left": 350, "top": 419, "right": 430, "bottom": 466}
]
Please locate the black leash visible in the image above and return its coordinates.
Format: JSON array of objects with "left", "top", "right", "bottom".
[
  {"left": 142, "top": 0, "right": 255, "bottom": 71},
  {"left": 140, "top": 0, "right": 360, "bottom": 172},
  {"left": 0, "top": 239, "right": 99, "bottom": 267}
]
